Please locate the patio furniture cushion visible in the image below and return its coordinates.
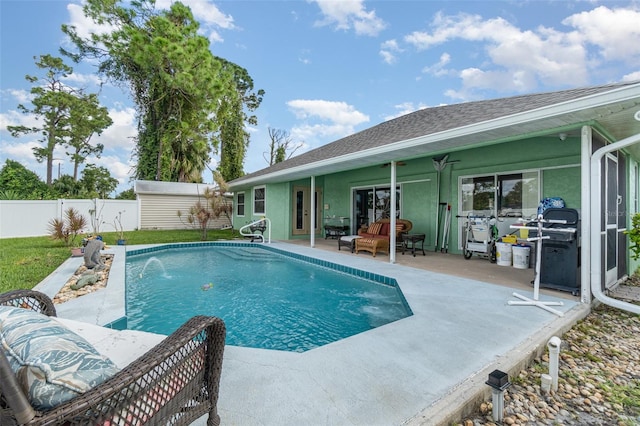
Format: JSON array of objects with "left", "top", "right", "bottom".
[
  {"left": 368, "top": 222, "right": 383, "bottom": 235},
  {"left": 355, "top": 238, "right": 390, "bottom": 257},
  {"left": 358, "top": 218, "right": 413, "bottom": 241},
  {"left": 0, "top": 306, "right": 120, "bottom": 410}
]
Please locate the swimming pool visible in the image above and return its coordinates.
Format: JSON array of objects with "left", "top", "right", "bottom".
[{"left": 122, "top": 243, "right": 412, "bottom": 352}]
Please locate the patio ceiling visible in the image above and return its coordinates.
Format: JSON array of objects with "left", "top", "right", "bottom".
[{"left": 230, "top": 82, "right": 640, "bottom": 188}]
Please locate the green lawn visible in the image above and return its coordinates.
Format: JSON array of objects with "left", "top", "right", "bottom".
[{"left": 0, "top": 229, "right": 237, "bottom": 293}]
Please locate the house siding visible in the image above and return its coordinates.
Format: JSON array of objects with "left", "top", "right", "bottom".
[
  {"left": 139, "top": 194, "right": 231, "bottom": 230},
  {"left": 233, "top": 134, "right": 588, "bottom": 254}
]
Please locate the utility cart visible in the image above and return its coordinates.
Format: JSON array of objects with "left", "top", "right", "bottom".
[{"left": 458, "top": 214, "right": 499, "bottom": 262}]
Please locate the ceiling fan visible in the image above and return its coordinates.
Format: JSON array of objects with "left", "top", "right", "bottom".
[{"left": 380, "top": 161, "right": 406, "bottom": 168}]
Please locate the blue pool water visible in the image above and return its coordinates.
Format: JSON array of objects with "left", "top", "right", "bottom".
[{"left": 124, "top": 243, "right": 412, "bottom": 352}]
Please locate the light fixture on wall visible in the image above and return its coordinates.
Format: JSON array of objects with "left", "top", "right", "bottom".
[{"left": 558, "top": 133, "right": 567, "bottom": 141}]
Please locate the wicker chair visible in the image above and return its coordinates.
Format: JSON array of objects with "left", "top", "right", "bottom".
[{"left": 0, "top": 290, "right": 226, "bottom": 426}]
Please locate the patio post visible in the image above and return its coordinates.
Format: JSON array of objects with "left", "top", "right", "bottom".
[
  {"left": 390, "top": 161, "right": 397, "bottom": 264},
  {"left": 311, "top": 175, "right": 315, "bottom": 248}
]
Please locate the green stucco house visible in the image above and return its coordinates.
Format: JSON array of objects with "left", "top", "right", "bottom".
[{"left": 228, "top": 81, "right": 640, "bottom": 309}]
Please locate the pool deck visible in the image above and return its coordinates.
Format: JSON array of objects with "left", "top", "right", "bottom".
[{"left": 34, "top": 240, "right": 588, "bottom": 426}]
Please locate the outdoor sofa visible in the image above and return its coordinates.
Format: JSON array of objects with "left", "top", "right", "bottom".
[
  {"left": 0, "top": 289, "right": 226, "bottom": 425},
  {"left": 357, "top": 218, "right": 413, "bottom": 241},
  {"left": 354, "top": 218, "right": 413, "bottom": 257}
]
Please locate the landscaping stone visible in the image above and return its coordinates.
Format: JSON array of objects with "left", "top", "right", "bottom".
[
  {"left": 457, "top": 284, "right": 640, "bottom": 426},
  {"left": 53, "top": 254, "right": 113, "bottom": 304}
]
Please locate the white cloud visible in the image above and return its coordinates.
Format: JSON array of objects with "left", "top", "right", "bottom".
[
  {"left": 92, "top": 154, "right": 133, "bottom": 188},
  {"left": 563, "top": 6, "right": 640, "bottom": 62},
  {"left": 157, "top": 0, "right": 235, "bottom": 44},
  {"left": 401, "top": 10, "right": 613, "bottom": 98},
  {"left": 0, "top": 101, "right": 137, "bottom": 190},
  {"left": 66, "top": 2, "right": 115, "bottom": 40},
  {"left": 422, "top": 52, "right": 452, "bottom": 77},
  {"left": 99, "top": 107, "right": 137, "bottom": 151},
  {"left": 68, "top": 0, "right": 234, "bottom": 46},
  {"left": 290, "top": 123, "right": 355, "bottom": 143},
  {"left": 380, "top": 39, "right": 402, "bottom": 64},
  {"left": 66, "top": 72, "right": 103, "bottom": 87},
  {"left": 0, "top": 139, "right": 39, "bottom": 160},
  {"left": 6, "top": 89, "right": 32, "bottom": 105},
  {"left": 622, "top": 71, "right": 640, "bottom": 82},
  {"left": 299, "top": 49, "right": 312, "bottom": 65},
  {"left": 287, "top": 99, "right": 369, "bottom": 125},
  {"left": 444, "top": 68, "right": 538, "bottom": 101},
  {"left": 311, "top": 0, "right": 386, "bottom": 36},
  {"left": 286, "top": 99, "right": 369, "bottom": 147},
  {"left": 0, "top": 108, "right": 40, "bottom": 132},
  {"left": 383, "top": 102, "right": 429, "bottom": 121},
  {"left": 167, "top": 0, "right": 235, "bottom": 29}
]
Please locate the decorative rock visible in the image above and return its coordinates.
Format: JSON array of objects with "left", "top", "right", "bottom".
[
  {"left": 462, "top": 301, "right": 640, "bottom": 425},
  {"left": 70, "top": 274, "right": 98, "bottom": 290},
  {"left": 53, "top": 254, "right": 113, "bottom": 304}
]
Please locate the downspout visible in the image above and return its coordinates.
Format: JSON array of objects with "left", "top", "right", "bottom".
[
  {"left": 589, "top": 123, "right": 640, "bottom": 314},
  {"left": 311, "top": 175, "right": 316, "bottom": 248},
  {"left": 390, "top": 161, "right": 397, "bottom": 264}
]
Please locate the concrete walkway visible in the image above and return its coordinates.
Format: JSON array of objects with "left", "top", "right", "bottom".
[{"left": 36, "top": 241, "right": 589, "bottom": 426}]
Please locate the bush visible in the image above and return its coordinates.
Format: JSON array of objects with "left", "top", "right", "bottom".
[
  {"left": 47, "top": 207, "right": 88, "bottom": 247},
  {"left": 627, "top": 213, "right": 640, "bottom": 261}
]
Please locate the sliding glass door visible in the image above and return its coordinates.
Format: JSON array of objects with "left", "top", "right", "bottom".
[{"left": 353, "top": 186, "right": 400, "bottom": 232}]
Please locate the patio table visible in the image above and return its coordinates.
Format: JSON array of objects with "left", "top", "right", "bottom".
[{"left": 402, "top": 233, "right": 426, "bottom": 257}]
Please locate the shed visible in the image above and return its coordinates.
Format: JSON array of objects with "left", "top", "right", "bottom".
[{"left": 134, "top": 180, "right": 232, "bottom": 230}]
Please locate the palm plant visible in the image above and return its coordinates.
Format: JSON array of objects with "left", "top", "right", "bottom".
[{"left": 47, "top": 207, "right": 87, "bottom": 247}]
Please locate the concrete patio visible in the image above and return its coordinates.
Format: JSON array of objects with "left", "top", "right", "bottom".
[{"left": 35, "top": 240, "right": 588, "bottom": 425}]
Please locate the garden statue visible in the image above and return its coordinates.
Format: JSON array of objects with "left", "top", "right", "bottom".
[{"left": 84, "top": 235, "right": 105, "bottom": 270}]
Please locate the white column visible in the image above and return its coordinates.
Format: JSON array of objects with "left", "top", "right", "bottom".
[
  {"left": 390, "top": 161, "right": 397, "bottom": 264},
  {"left": 310, "top": 175, "right": 316, "bottom": 248},
  {"left": 580, "top": 126, "right": 592, "bottom": 304}
]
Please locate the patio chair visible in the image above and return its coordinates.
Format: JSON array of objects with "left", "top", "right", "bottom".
[{"left": 0, "top": 289, "right": 226, "bottom": 426}]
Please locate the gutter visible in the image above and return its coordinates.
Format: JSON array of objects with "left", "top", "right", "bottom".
[
  {"left": 230, "top": 83, "right": 640, "bottom": 189},
  {"left": 589, "top": 116, "right": 640, "bottom": 314}
]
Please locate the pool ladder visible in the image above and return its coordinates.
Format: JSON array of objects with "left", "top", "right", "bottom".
[{"left": 239, "top": 218, "right": 271, "bottom": 243}]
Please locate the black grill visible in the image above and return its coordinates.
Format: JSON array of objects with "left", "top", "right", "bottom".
[{"left": 537, "top": 208, "right": 581, "bottom": 295}]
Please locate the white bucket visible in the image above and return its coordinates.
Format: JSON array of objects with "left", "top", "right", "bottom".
[
  {"left": 496, "top": 242, "right": 512, "bottom": 266},
  {"left": 512, "top": 245, "right": 530, "bottom": 269}
]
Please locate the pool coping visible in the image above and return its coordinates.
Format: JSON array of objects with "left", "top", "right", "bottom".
[{"left": 35, "top": 241, "right": 589, "bottom": 425}]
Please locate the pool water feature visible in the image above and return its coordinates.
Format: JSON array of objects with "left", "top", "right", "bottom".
[{"left": 123, "top": 243, "right": 412, "bottom": 352}]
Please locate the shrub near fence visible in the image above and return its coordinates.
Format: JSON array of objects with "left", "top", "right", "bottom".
[{"left": 0, "top": 199, "right": 138, "bottom": 239}]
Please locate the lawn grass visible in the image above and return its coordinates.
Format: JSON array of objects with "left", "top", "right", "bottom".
[{"left": 0, "top": 228, "right": 237, "bottom": 293}]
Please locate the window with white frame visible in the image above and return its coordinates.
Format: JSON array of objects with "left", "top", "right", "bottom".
[
  {"left": 460, "top": 171, "right": 539, "bottom": 219},
  {"left": 253, "top": 186, "right": 265, "bottom": 215},
  {"left": 236, "top": 192, "right": 245, "bottom": 216}
]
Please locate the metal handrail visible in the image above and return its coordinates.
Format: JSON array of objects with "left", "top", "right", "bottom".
[{"left": 239, "top": 218, "right": 271, "bottom": 243}]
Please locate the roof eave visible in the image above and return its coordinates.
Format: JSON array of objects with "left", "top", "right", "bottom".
[{"left": 229, "top": 83, "right": 640, "bottom": 190}]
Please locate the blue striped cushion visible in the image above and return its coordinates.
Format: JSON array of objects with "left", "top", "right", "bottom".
[{"left": 0, "top": 306, "right": 119, "bottom": 410}]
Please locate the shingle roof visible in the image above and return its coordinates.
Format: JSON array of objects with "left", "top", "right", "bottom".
[{"left": 230, "top": 81, "right": 639, "bottom": 187}]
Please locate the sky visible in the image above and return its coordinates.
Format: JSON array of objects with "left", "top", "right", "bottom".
[{"left": 1, "top": 0, "right": 640, "bottom": 196}]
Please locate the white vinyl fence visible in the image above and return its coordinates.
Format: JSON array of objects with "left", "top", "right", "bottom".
[
  {"left": 0, "top": 182, "right": 234, "bottom": 239},
  {"left": 0, "top": 199, "right": 139, "bottom": 239}
]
